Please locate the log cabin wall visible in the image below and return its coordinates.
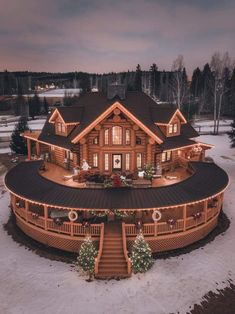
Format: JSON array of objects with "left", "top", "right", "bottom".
[
  {"left": 50, "top": 146, "right": 65, "bottom": 167},
  {"left": 79, "top": 113, "right": 151, "bottom": 173}
]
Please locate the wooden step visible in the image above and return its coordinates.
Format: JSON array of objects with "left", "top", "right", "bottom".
[{"left": 96, "top": 223, "right": 130, "bottom": 279}]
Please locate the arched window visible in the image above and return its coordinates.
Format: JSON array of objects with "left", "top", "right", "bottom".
[{"left": 112, "top": 126, "right": 122, "bottom": 145}]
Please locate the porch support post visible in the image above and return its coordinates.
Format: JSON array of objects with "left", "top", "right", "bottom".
[
  {"left": 27, "top": 138, "right": 31, "bottom": 160},
  {"left": 204, "top": 200, "right": 208, "bottom": 222},
  {"left": 183, "top": 204, "right": 187, "bottom": 231},
  {"left": 36, "top": 141, "right": 40, "bottom": 157},
  {"left": 44, "top": 205, "right": 48, "bottom": 230},
  {"left": 147, "top": 143, "right": 152, "bottom": 164},
  {"left": 25, "top": 201, "right": 29, "bottom": 222}
]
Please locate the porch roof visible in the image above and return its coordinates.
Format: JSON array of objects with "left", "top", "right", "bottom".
[{"left": 5, "top": 161, "right": 228, "bottom": 210}]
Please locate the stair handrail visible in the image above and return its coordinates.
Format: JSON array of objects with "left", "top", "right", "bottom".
[
  {"left": 94, "top": 223, "right": 104, "bottom": 275},
  {"left": 122, "top": 222, "right": 132, "bottom": 276}
]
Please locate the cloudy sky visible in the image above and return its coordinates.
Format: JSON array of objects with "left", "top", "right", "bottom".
[{"left": 0, "top": 0, "right": 234, "bottom": 74}]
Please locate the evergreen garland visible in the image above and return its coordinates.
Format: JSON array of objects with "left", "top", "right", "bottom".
[
  {"left": 131, "top": 232, "right": 154, "bottom": 273},
  {"left": 10, "top": 116, "right": 30, "bottom": 155},
  {"left": 77, "top": 236, "right": 97, "bottom": 279}
]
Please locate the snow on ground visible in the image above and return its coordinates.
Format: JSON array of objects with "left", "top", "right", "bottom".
[
  {"left": 0, "top": 133, "right": 235, "bottom": 314},
  {"left": 193, "top": 119, "right": 232, "bottom": 134},
  {"left": 0, "top": 119, "right": 46, "bottom": 132}
]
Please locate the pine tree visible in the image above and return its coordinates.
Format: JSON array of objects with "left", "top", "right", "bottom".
[
  {"left": 43, "top": 97, "right": 49, "bottom": 114},
  {"left": 229, "top": 117, "right": 235, "bottom": 148},
  {"left": 130, "top": 232, "right": 153, "bottom": 273},
  {"left": 10, "top": 116, "right": 30, "bottom": 154},
  {"left": 77, "top": 236, "right": 97, "bottom": 280},
  {"left": 134, "top": 64, "right": 142, "bottom": 91}
]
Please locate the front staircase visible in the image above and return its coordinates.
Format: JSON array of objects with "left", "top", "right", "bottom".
[{"left": 95, "top": 223, "right": 131, "bottom": 279}]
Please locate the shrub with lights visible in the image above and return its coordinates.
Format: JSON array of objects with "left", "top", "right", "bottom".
[
  {"left": 77, "top": 236, "right": 98, "bottom": 280},
  {"left": 130, "top": 232, "right": 154, "bottom": 273}
]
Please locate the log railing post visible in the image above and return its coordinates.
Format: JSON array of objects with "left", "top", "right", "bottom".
[
  {"left": 154, "top": 222, "right": 158, "bottom": 237},
  {"left": 71, "top": 222, "right": 74, "bottom": 237},
  {"left": 36, "top": 142, "right": 40, "bottom": 157},
  {"left": 183, "top": 205, "right": 187, "bottom": 231},
  {"left": 44, "top": 205, "right": 48, "bottom": 230},
  {"left": 27, "top": 138, "right": 31, "bottom": 160}
]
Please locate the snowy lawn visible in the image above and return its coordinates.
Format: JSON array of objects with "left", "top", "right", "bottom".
[{"left": 0, "top": 133, "right": 234, "bottom": 314}]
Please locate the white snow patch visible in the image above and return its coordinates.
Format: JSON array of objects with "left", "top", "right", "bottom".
[{"left": 0, "top": 133, "right": 234, "bottom": 314}]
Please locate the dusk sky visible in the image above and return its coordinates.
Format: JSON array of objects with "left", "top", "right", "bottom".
[{"left": 0, "top": 0, "right": 235, "bottom": 74}]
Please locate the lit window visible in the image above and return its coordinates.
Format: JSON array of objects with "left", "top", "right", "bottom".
[
  {"left": 125, "top": 129, "right": 131, "bottom": 145},
  {"left": 104, "top": 129, "right": 109, "bottom": 145},
  {"left": 125, "top": 154, "right": 130, "bottom": 171},
  {"left": 168, "top": 124, "right": 173, "bottom": 134},
  {"left": 61, "top": 124, "right": 66, "bottom": 133},
  {"left": 104, "top": 154, "right": 109, "bottom": 171},
  {"left": 93, "top": 137, "right": 99, "bottom": 145},
  {"left": 66, "top": 151, "right": 73, "bottom": 161},
  {"left": 112, "top": 126, "right": 122, "bottom": 145},
  {"left": 161, "top": 151, "right": 172, "bottom": 163},
  {"left": 173, "top": 123, "right": 178, "bottom": 133},
  {"left": 136, "top": 153, "right": 142, "bottom": 168},
  {"left": 136, "top": 137, "right": 141, "bottom": 145},
  {"left": 93, "top": 153, "right": 98, "bottom": 168}
]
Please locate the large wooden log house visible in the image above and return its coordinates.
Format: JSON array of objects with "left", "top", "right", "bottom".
[{"left": 5, "top": 86, "right": 229, "bottom": 278}]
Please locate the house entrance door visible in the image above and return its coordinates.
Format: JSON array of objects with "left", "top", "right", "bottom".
[{"left": 112, "top": 154, "right": 122, "bottom": 171}]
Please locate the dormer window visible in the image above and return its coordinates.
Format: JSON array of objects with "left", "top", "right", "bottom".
[
  {"left": 168, "top": 124, "right": 173, "bottom": 134},
  {"left": 173, "top": 123, "right": 178, "bottom": 133},
  {"left": 168, "top": 123, "right": 178, "bottom": 135},
  {"left": 56, "top": 122, "right": 66, "bottom": 134},
  {"left": 112, "top": 126, "right": 122, "bottom": 145}
]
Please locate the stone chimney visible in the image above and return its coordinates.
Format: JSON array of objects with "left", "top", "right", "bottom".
[{"left": 107, "top": 83, "right": 126, "bottom": 100}]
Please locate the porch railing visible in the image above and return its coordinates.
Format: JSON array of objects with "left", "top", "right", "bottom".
[
  {"left": 125, "top": 207, "right": 219, "bottom": 237},
  {"left": 94, "top": 223, "right": 105, "bottom": 275},
  {"left": 14, "top": 206, "right": 102, "bottom": 237},
  {"left": 122, "top": 223, "right": 132, "bottom": 276}
]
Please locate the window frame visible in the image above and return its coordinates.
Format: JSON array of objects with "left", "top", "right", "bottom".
[
  {"left": 112, "top": 126, "right": 123, "bottom": 145},
  {"left": 92, "top": 153, "right": 98, "bottom": 168},
  {"left": 136, "top": 153, "right": 142, "bottom": 169},
  {"left": 125, "top": 129, "right": 131, "bottom": 145},
  {"left": 104, "top": 153, "right": 109, "bottom": 171},
  {"left": 104, "top": 129, "right": 109, "bottom": 145},
  {"left": 125, "top": 153, "right": 130, "bottom": 171}
]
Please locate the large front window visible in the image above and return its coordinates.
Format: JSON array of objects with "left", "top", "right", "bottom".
[{"left": 112, "top": 126, "right": 122, "bottom": 145}]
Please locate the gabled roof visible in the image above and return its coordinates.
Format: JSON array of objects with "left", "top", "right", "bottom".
[
  {"left": 49, "top": 106, "right": 83, "bottom": 124},
  {"left": 38, "top": 91, "right": 199, "bottom": 149},
  {"left": 150, "top": 106, "right": 177, "bottom": 124},
  {"left": 69, "top": 92, "right": 166, "bottom": 143},
  {"left": 151, "top": 106, "right": 187, "bottom": 125}
]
